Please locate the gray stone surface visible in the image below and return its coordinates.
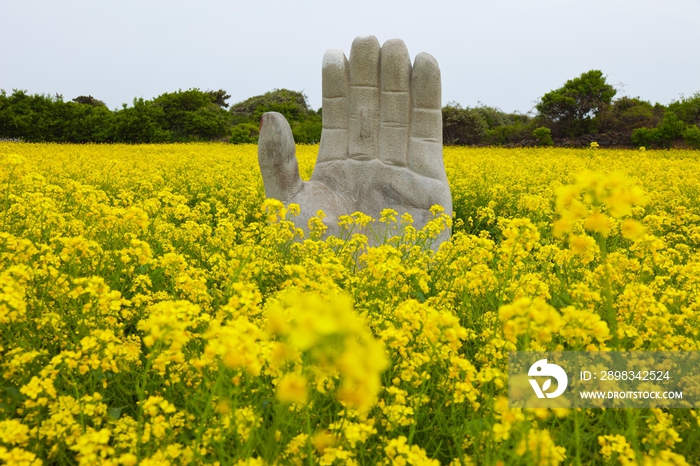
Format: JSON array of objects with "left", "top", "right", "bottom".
[{"left": 258, "top": 35, "right": 452, "bottom": 245}]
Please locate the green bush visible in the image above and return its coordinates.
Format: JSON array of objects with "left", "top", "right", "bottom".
[
  {"left": 656, "top": 111, "right": 687, "bottom": 147},
  {"left": 659, "top": 111, "right": 685, "bottom": 137},
  {"left": 532, "top": 127, "right": 553, "bottom": 146},
  {"left": 442, "top": 104, "right": 488, "bottom": 145},
  {"left": 109, "top": 98, "right": 171, "bottom": 143},
  {"left": 632, "top": 110, "right": 689, "bottom": 148},
  {"left": 62, "top": 101, "right": 113, "bottom": 142},
  {"left": 600, "top": 96, "right": 662, "bottom": 132},
  {"left": 230, "top": 89, "right": 311, "bottom": 124},
  {"left": 230, "top": 123, "right": 260, "bottom": 144},
  {"left": 472, "top": 104, "right": 514, "bottom": 129},
  {"left": 631, "top": 127, "right": 659, "bottom": 148},
  {"left": 229, "top": 89, "right": 321, "bottom": 144},
  {"left": 667, "top": 92, "right": 700, "bottom": 125},
  {"left": 0, "top": 90, "right": 58, "bottom": 141},
  {"left": 0, "top": 89, "right": 114, "bottom": 142},
  {"left": 291, "top": 113, "right": 322, "bottom": 144},
  {"left": 683, "top": 125, "right": 700, "bottom": 149},
  {"left": 152, "top": 89, "right": 232, "bottom": 141},
  {"left": 482, "top": 118, "right": 534, "bottom": 146}
]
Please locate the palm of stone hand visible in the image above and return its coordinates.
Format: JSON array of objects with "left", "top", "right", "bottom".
[{"left": 258, "top": 35, "right": 451, "bottom": 242}]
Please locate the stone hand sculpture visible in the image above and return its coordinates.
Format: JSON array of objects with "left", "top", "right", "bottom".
[{"left": 258, "top": 35, "right": 452, "bottom": 244}]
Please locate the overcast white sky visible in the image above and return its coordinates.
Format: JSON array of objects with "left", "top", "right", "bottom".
[{"left": 2, "top": 0, "right": 699, "bottom": 114}]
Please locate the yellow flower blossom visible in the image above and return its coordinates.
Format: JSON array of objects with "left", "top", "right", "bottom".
[
  {"left": 276, "top": 372, "right": 308, "bottom": 405},
  {"left": 516, "top": 429, "right": 566, "bottom": 466}
]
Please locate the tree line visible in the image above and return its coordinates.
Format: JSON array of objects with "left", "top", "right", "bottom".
[
  {"left": 1, "top": 70, "right": 699, "bottom": 148},
  {"left": 0, "top": 88, "right": 321, "bottom": 144},
  {"left": 443, "top": 70, "right": 700, "bottom": 149}
]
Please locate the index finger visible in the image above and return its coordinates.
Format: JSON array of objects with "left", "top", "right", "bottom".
[{"left": 317, "top": 49, "right": 349, "bottom": 164}]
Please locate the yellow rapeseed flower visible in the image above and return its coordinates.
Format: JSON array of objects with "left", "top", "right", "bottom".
[{"left": 276, "top": 373, "right": 308, "bottom": 405}]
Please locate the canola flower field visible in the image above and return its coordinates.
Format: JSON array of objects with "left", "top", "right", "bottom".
[{"left": 1, "top": 142, "right": 700, "bottom": 465}]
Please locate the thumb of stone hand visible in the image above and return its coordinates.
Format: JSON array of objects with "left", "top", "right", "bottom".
[{"left": 258, "top": 112, "right": 303, "bottom": 201}]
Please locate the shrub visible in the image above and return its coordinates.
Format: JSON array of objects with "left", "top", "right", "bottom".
[
  {"left": 482, "top": 117, "right": 535, "bottom": 145},
  {"left": 153, "top": 89, "right": 232, "bottom": 141},
  {"left": 109, "top": 98, "right": 171, "bottom": 143},
  {"left": 62, "top": 101, "right": 113, "bottom": 142},
  {"left": 532, "top": 127, "right": 553, "bottom": 146},
  {"left": 230, "top": 122, "right": 260, "bottom": 144},
  {"left": 291, "top": 114, "right": 322, "bottom": 144},
  {"left": 683, "top": 125, "right": 700, "bottom": 148},
  {"left": 632, "top": 110, "right": 688, "bottom": 148},
  {"left": 656, "top": 110, "right": 687, "bottom": 146},
  {"left": 0, "top": 90, "right": 62, "bottom": 142},
  {"left": 667, "top": 91, "right": 700, "bottom": 125},
  {"left": 631, "top": 127, "right": 659, "bottom": 148},
  {"left": 442, "top": 104, "right": 488, "bottom": 145},
  {"left": 0, "top": 89, "right": 114, "bottom": 142},
  {"left": 472, "top": 104, "right": 515, "bottom": 129},
  {"left": 600, "top": 96, "right": 661, "bottom": 133},
  {"left": 230, "top": 89, "right": 311, "bottom": 124}
]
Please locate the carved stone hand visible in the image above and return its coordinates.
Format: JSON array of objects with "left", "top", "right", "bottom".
[{"left": 258, "top": 35, "right": 451, "bottom": 244}]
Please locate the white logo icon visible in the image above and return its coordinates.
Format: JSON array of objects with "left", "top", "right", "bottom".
[{"left": 528, "top": 359, "right": 568, "bottom": 398}]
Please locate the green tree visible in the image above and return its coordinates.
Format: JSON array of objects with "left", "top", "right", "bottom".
[
  {"left": 291, "top": 110, "right": 322, "bottom": 144},
  {"left": 230, "top": 89, "right": 312, "bottom": 124},
  {"left": 442, "top": 104, "right": 488, "bottom": 145},
  {"left": 0, "top": 90, "right": 60, "bottom": 141},
  {"left": 72, "top": 95, "right": 108, "bottom": 107},
  {"left": 536, "top": 70, "right": 616, "bottom": 137},
  {"left": 656, "top": 110, "right": 686, "bottom": 143},
  {"left": 230, "top": 123, "right": 259, "bottom": 144},
  {"left": 667, "top": 92, "right": 700, "bottom": 126},
  {"left": 1, "top": 90, "right": 116, "bottom": 142},
  {"left": 472, "top": 103, "right": 514, "bottom": 129},
  {"left": 109, "top": 98, "right": 171, "bottom": 143},
  {"left": 207, "top": 89, "right": 231, "bottom": 108},
  {"left": 152, "top": 89, "right": 231, "bottom": 141},
  {"left": 229, "top": 89, "right": 321, "bottom": 144},
  {"left": 62, "top": 101, "right": 113, "bottom": 142},
  {"left": 600, "top": 96, "right": 662, "bottom": 133}
]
